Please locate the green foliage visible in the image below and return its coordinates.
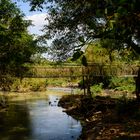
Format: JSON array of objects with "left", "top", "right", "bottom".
[
  {"left": 71, "top": 51, "right": 83, "bottom": 61},
  {"left": 78, "top": 36, "right": 85, "bottom": 43},
  {"left": 47, "top": 78, "right": 68, "bottom": 87},
  {"left": 0, "top": 0, "right": 46, "bottom": 89},
  {"left": 85, "top": 42, "right": 111, "bottom": 64},
  {"left": 29, "top": 80, "right": 47, "bottom": 91},
  {"left": 81, "top": 55, "right": 88, "bottom": 67},
  {"left": 0, "top": 78, "right": 48, "bottom": 92},
  {"left": 109, "top": 77, "right": 135, "bottom": 92},
  {"left": 0, "top": 75, "right": 15, "bottom": 91},
  {"left": 10, "top": 78, "right": 48, "bottom": 92},
  {"left": 25, "top": 0, "right": 140, "bottom": 58},
  {"left": 115, "top": 85, "right": 135, "bottom": 92},
  {"left": 10, "top": 78, "right": 21, "bottom": 91},
  {"left": 90, "top": 83, "right": 103, "bottom": 94}
]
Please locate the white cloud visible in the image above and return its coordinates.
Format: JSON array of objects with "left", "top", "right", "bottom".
[{"left": 25, "top": 13, "right": 47, "bottom": 35}]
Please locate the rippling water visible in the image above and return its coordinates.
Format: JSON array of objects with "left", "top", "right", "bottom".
[{"left": 0, "top": 93, "right": 82, "bottom": 140}]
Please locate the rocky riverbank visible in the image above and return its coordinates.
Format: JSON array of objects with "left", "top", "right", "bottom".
[{"left": 58, "top": 95, "right": 140, "bottom": 140}]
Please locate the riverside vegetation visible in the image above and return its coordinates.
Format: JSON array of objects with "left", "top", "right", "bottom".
[
  {"left": 59, "top": 94, "right": 140, "bottom": 139},
  {"left": 0, "top": 77, "right": 79, "bottom": 92}
]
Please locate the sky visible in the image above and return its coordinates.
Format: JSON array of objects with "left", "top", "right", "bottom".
[
  {"left": 13, "top": 0, "right": 47, "bottom": 35},
  {"left": 12, "top": 0, "right": 51, "bottom": 58}
]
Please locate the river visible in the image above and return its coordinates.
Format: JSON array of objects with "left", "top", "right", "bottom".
[{"left": 0, "top": 92, "right": 82, "bottom": 140}]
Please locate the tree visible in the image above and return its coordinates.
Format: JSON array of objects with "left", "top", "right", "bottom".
[
  {"left": 0, "top": 0, "right": 44, "bottom": 90},
  {"left": 25, "top": 0, "right": 140, "bottom": 54},
  {"left": 25, "top": 0, "right": 140, "bottom": 97}
]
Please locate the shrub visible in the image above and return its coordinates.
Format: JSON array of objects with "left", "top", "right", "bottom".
[
  {"left": 109, "top": 77, "right": 135, "bottom": 92},
  {"left": 90, "top": 83, "right": 103, "bottom": 94},
  {"left": 10, "top": 78, "right": 21, "bottom": 91},
  {"left": 10, "top": 78, "right": 48, "bottom": 92}
]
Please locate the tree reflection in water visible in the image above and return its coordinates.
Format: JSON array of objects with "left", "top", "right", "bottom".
[
  {"left": 0, "top": 94, "right": 82, "bottom": 140},
  {"left": 0, "top": 102, "right": 31, "bottom": 140}
]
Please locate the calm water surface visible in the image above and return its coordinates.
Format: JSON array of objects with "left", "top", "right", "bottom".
[{"left": 0, "top": 93, "right": 82, "bottom": 140}]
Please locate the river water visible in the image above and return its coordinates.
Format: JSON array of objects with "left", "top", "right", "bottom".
[{"left": 0, "top": 93, "right": 82, "bottom": 140}]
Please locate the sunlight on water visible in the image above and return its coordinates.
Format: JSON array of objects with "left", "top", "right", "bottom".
[{"left": 0, "top": 93, "right": 82, "bottom": 140}]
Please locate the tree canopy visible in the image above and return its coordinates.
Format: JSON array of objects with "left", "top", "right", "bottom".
[
  {"left": 0, "top": 0, "right": 44, "bottom": 80},
  {"left": 25, "top": 0, "right": 140, "bottom": 61}
]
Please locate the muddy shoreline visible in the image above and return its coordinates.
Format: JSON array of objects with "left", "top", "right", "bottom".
[{"left": 58, "top": 95, "right": 140, "bottom": 140}]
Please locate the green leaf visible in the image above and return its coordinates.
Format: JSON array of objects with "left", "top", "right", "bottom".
[
  {"left": 78, "top": 36, "right": 85, "bottom": 43},
  {"left": 71, "top": 51, "right": 83, "bottom": 61},
  {"left": 82, "top": 55, "right": 88, "bottom": 66}
]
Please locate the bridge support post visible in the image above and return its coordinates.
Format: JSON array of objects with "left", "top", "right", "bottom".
[
  {"left": 82, "top": 76, "right": 86, "bottom": 95},
  {"left": 86, "top": 75, "right": 91, "bottom": 96},
  {"left": 82, "top": 67, "right": 86, "bottom": 95}
]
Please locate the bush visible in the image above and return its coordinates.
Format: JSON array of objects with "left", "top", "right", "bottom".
[
  {"left": 90, "top": 83, "right": 103, "bottom": 94},
  {"left": 10, "top": 78, "right": 48, "bottom": 92},
  {"left": 0, "top": 75, "right": 16, "bottom": 91},
  {"left": 109, "top": 77, "right": 135, "bottom": 92},
  {"left": 10, "top": 78, "right": 21, "bottom": 91}
]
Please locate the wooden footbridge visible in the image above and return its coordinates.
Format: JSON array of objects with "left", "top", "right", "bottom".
[{"left": 24, "top": 64, "right": 139, "bottom": 78}]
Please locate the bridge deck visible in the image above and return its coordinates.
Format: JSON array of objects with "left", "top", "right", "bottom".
[{"left": 22, "top": 64, "right": 139, "bottom": 78}]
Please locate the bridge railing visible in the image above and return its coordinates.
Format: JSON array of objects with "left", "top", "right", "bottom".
[{"left": 24, "top": 64, "right": 139, "bottom": 78}]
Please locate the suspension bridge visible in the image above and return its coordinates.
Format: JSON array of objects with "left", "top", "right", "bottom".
[{"left": 24, "top": 64, "right": 139, "bottom": 78}]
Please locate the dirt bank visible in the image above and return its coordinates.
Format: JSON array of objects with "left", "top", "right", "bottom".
[{"left": 59, "top": 95, "right": 140, "bottom": 140}]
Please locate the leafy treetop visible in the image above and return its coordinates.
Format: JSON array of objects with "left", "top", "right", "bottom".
[
  {"left": 24, "top": 0, "right": 140, "bottom": 61},
  {"left": 0, "top": 0, "right": 44, "bottom": 77}
]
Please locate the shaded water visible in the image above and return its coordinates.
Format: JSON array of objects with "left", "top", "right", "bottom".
[{"left": 0, "top": 93, "right": 82, "bottom": 140}]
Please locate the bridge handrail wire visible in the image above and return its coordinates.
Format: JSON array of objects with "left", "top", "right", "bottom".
[{"left": 23, "top": 64, "right": 139, "bottom": 78}]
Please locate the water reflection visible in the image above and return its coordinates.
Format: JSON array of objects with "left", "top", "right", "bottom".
[
  {"left": 0, "top": 102, "right": 31, "bottom": 140},
  {"left": 0, "top": 94, "right": 81, "bottom": 140}
]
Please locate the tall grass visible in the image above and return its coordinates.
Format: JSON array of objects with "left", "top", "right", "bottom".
[
  {"left": 7, "top": 77, "right": 80, "bottom": 92},
  {"left": 10, "top": 78, "right": 47, "bottom": 92}
]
